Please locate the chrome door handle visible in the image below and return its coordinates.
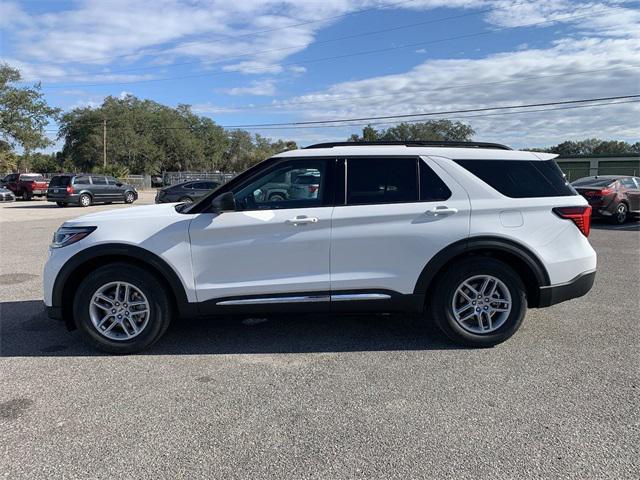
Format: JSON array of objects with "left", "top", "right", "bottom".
[
  {"left": 425, "top": 206, "right": 458, "bottom": 215},
  {"left": 285, "top": 216, "right": 318, "bottom": 225}
]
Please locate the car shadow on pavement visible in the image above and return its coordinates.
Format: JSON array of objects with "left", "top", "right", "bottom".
[{"left": 0, "top": 300, "right": 459, "bottom": 357}]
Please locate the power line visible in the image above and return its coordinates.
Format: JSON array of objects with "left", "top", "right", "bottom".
[
  {"left": 221, "top": 95, "right": 640, "bottom": 128},
  {"left": 41, "top": 9, "right": 616, "bottom": 89},
  {"left": 44, "top": 96, "right": 640, "bottom": 132},
  {"left": 243, "top": 99, "right": 640, "bottom": 130}
]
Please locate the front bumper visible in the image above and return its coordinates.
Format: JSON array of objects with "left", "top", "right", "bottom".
[{"left": 537, "top": 270, "right": 596, "bottom": 307}]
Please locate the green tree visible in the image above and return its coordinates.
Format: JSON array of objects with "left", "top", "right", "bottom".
[
  {"left": 536, "top": 138, "right": 639, "bottom": 156},
  {"left": 347, "top": 120, "right": 475, "bottom": 142},
  {"left": 0, "top": 64, "right": 60, "bottom": 170}
]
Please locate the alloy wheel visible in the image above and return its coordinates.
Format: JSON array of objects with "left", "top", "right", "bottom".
[
  {"left": 89, "top": 281, "right": 150, "bottom": 341},
  {"left": 451, "top": 275, "right": 512, "bottom": 334}
]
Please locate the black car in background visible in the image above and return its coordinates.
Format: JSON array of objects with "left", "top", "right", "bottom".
[
  {"left": 155, "top": 180, "right": 220, "bottom": 204},
  {"left": 47, "top": 174, "right": 138, "bottom": 207}
]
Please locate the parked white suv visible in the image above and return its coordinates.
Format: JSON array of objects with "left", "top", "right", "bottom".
[{"left": 44, "top": 141, "right": 597, "bottom": 353}]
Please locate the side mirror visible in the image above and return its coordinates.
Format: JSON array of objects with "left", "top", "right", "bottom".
[{"left": 211, "top": 191, "right": 236, "bottom": 213}]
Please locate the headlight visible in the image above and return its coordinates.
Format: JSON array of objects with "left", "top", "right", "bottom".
[{"left": 51, "top": 226, "right": 96, "bottom": 249}]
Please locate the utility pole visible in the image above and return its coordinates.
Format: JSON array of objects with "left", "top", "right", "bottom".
[{"left": 102, "top": 119, "right": 107, "bottom": 169}]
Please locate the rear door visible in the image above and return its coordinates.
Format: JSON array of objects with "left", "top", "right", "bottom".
[
  {"left": 622, "top": 177, "right": 640, "bottom": 212},
  {"left": 330, "top": 156, "right": 470, "bottom": 298},
  {"left": 90, "top": 176, "right": 110, "bottom": 202},
  {"left": 106, "top": 176, "right": 125, "bottom": 200}
]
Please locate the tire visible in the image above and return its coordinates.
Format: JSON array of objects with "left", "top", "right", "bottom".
[
  {"left": 429, "top": 257, "right": 527, "bottom": 347},
  {"left": 269, "top": 193, "right": 286, "bottom": 201},
  {"left": 73, "top": 263, "right": 172, "bottom": 354},
  {"left": 610, "top": 202, "right": 628, "bottom": 224},
  {"left": 22, "top": 191, "right": 32, "bottom": 201},
  {"left": 79, "top": 193, "right": 92, "bottom": 207},
  {"left": 56, "top": 201, "right": 67, "bottom": 208},
  {"left": 124, "top": 191, "right": 136, "bottom": 204},
  {"left": 179, "top": 196, "right": 193, "bottom": 204}
]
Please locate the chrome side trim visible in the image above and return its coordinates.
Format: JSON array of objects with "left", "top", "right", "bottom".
[
  {"left": 216, "top": 295, "right": 330, "bottom": 306},
  {"left": 330, "top": 293, "right": 391, "bottom": 302}
]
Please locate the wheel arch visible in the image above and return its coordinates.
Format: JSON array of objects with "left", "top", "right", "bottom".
[
  {"left": 53, "top": 244, "right": 193, "bottom": 328},
  {"left": 414, "top": 236, "right": 550, "bottom": 308}
]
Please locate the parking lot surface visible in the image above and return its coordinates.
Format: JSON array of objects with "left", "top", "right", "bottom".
[{"left": 1, "top": 195, "right": 638, "bottom": 479}]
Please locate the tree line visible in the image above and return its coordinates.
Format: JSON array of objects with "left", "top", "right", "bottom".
[{"left": 1, "top": 63, "right": 638, "bottom": 176}]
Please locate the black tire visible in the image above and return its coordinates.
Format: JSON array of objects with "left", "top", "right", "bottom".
[
  {"left": 610, "top": 202, "right": 628, "bottom": 224},
  {"left": 79, "top": 193, "right": 92, "bottom": 207},
  {"left": 22, "top": 191, "right": 32, "bottom": 201},
  {"left": 179, "top": 196, "right": 193, "bottom": 204},
  {"left": 429, "top": 257, "right": 527, "bottom": 347},
  {"left": 56, "top": 201, "right": 67, "bottom": 208},
  {"left": 269, "top": 193, "right": 286, "bottom": 201},
  {"left": 73, "top": 263, "right": 172, "bottom": 354},
  {"left": 124, "top": 191, "right": 136, "bottom": 204}
]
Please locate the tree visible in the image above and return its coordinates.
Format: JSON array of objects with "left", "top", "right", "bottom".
[
  {"left": 0, "top": 64, "right": 60, "bottom": 170},
  {"left": 534, "top": 138, "right": 639, "bottom": 156},
  {"left": 347, "top": 120, "right": 475, "bottom": 142}
]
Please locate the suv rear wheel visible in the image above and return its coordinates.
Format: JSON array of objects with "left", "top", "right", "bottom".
[
  {"left": 73, "top": 263, "right": 172, "bottom": 353},
  {"left": 124, "top": 191, "right": 136, "bottom": 204},
  {"left": 430, "top": 257, "right": 526, "bottom": 347}
]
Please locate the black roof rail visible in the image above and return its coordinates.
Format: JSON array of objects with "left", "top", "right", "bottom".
[{"left": 303, "top": 140, "right": 512, "bottom": 150}]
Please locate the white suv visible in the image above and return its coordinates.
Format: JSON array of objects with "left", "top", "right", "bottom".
[{"left": 44, "top": 141, "right": 597, "bottom": 353}]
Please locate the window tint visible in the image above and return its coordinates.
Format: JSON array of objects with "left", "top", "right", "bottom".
[
  {"left": 233, "top": 160, "right": 327, "bottom": 210},
  {"left": 192, "top": 181, "right": 215, "bottom": 189},
  {"left": 454, "top": 159, "right": 577, "bottom": 198},
  {"left": 49, "top": 176, "right": 71, "bottom": 187},
  {"left": 74, "top": 176, "right": 91, "bottom": 185},
  {"left": 203, "top": 181, "right": 219, "bottom": 189},
  {"left": 91, "top": 176, "right": 107, "bottom": 185},
  {"left": 106, "top": 176, "right": 119, "bottom": 184},
  {"left": 620, "top": 178, "right": 636, "bottom": 189},
  {"left": 347, "top": 157, "right": 418, "bottom": 205},
  {"left": 420, "top": 160, "right": 451, "bottom": 201}
]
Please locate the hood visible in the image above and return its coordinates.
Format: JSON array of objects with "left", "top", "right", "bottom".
[{"left": 64, "top": 203, "right": 182, "bottom": 225}]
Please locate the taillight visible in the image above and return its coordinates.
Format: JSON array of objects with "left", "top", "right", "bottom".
[
  {"left": 308, "top": 185, "right": 319, "bottom": 193},
  {"left": 553, "top": 206, "right": 592, "bottom": 237},
  {"left": 599, "top": 188, "right": 613, "bottom": 196},
  {"left": 583, "top": 187, "right": 612, "bottom": 197},
  {"left": 66, "top": 185, "right": 74, "bottom": 194}
]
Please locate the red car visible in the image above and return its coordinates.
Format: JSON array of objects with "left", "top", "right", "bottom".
[
  {"left": 572, "top": 175, "right": 640, "bottom": 224},
  {"left": 3, "top": 173, "right": 49, "bottom": 200}
]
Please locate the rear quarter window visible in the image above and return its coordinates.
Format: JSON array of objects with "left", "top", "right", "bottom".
[
  {"left": 454, "top": 159, "right": 577, "bottom": 198},
  {"left": 49, "top": 176, "right": 71, "bottom": 187}
]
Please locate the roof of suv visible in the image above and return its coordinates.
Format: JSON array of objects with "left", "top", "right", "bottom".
[{"left": 274, "top": 141, "right": 557, "bottom": 161}]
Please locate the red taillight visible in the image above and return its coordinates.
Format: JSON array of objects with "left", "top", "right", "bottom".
[
  {"left": 553, "top": 206, "right": 592, "bottom": 237},
  {"left": 583, "top": 188, "right": 612, "bottom": 197},
  {"left": 308, "top": 185, "right": 319, "bottom": 193},
  {"left": 66, "top": 185, "right": 74, "bottom": 194}
]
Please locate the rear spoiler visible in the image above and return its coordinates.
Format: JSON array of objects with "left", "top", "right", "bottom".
[{"left": 532, "top": 152, "right": 559, "bottom": 161}]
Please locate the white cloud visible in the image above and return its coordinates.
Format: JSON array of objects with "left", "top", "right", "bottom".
[{"left": 222, "top": 80, "right": 277, "bottom": 96}]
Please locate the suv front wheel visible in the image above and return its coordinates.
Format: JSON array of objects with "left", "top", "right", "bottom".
[
  {"left": 73, "top": 263, "right": 172, "bottom": 353},
  {"left": 430, "top": 257, "right": 526, "bottom": 347}
]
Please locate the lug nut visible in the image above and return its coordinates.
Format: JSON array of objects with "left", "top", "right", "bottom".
[{"left": 111, "top": 309, "right": 116, "bottom": 313}]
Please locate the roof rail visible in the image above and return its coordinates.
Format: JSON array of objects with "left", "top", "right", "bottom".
[{"left": 304, "top": 140, "right": 512, "bottom": 150}]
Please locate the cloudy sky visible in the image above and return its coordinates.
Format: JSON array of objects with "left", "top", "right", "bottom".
[{"left": 1, "top": 0, "right": 639, "bottom": 149}]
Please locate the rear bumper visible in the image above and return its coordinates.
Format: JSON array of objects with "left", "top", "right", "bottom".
[{"left": 537, "top": 270, "right": 596, "bottom": 307}]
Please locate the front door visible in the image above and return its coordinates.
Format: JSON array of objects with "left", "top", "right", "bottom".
[{"left": 189, "top": 158, "right": 334, "bottom": 308}]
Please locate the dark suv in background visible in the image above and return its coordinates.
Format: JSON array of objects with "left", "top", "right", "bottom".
[
  {"left": 47, "top": 174, "right": 138, "bottom": 207},
  {"left": 572, "top": 175, "right": 640, "bottom": 224},
  {"left": 155, "top": 180, "right": 220, "bottom": 204}
]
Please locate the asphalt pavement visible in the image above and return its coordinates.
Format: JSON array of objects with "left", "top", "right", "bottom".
[{"left": 1, "top": 194, "right": 638, "bottom": 479}]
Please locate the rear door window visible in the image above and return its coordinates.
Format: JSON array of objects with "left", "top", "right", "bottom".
[
  {"left": 346, "top": 157, "right": 418, "bottom": 205},
  {"left": 74, "top": 176, "right": 91, "bottom": 185},
  {"left": 620, "top": 178, "right": 636, "bottom": 189},
  {"left": 454, "top": 159, "right": 577, "bottom": 198}
]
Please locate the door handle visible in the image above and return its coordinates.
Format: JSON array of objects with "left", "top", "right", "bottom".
[
  {"left": 425, "top": 206, "right": 458, "bottom": 216},
  {"left": 285, "top": 215, "right": 319, "bottom": 225}
]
